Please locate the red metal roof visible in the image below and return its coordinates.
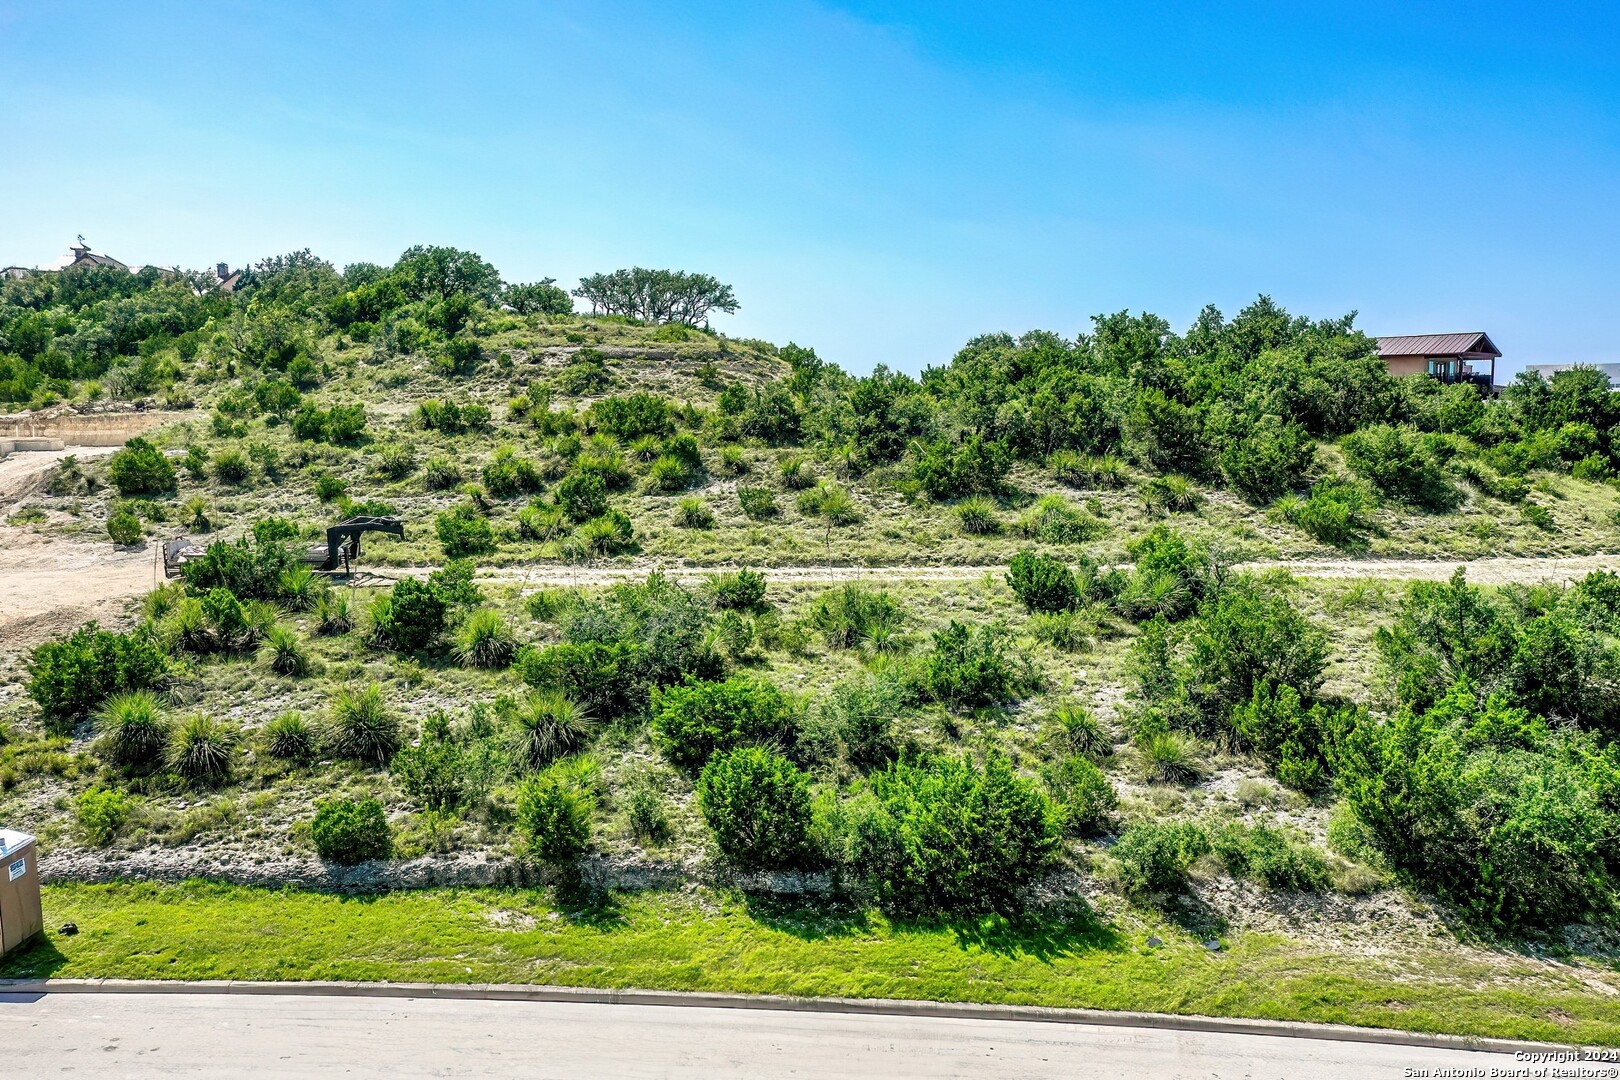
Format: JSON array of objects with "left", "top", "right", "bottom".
[{"left": 1375, "top": 332, "right": 1501, "bottom": 358}]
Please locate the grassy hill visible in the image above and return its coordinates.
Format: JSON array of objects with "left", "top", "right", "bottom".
[{"left": 5, "top": 248, "right": 1620, "bottom": 1039}]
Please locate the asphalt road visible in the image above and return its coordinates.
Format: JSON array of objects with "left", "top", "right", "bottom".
[{"left": 0, "top": 992, "right": 1536, "bottom": 1079}]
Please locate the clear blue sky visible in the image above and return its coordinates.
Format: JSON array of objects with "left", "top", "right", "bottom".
[{"left": 3, "top": 1, "right": 1617, "bottom": 375}]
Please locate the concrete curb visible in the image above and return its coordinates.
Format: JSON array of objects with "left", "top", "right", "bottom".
[{"left": 0, "top": 978, "right": 1576, "bottom": 1055}]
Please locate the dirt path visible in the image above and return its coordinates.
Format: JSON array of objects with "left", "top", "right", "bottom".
[
  {"left": 0, "top": 445, "right": 118, "bottom": 507},
  {"left": 386, "top": 552, "right": 1620, "bottom": 588},
  {"left": 0, "top": 525, "right": 160, "bottom": 652}
]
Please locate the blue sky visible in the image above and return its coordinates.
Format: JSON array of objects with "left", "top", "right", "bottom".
[{"left": 2, "top": 1, "right": 1617, "bottom": 375}]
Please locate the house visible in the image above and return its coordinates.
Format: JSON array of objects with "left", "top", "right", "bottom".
[
  {"left": 42, "top": 239, "right": 130, "bottom": 273},
  {"left": 212, "top": 262, "right": 243, "bottom": 293},
  {"left": 1375, "top": 332, "right": 1501, "bottom": 391}
]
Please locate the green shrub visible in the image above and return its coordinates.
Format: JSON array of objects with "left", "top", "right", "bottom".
[
  {"left": 572, "top": 509, "right": 635, "bottom": 556},
  {"left": 1006, "top": 550, "right": 1078, "bottom": 613},
  {"left": 808, "top": 670, "right": 906, "bottom": 771},
  {"left": 647, "top": 454, "right": 691, "bottom": 493},
  {"left": 314, "top": 473, "right": 347, "bottom": 502},
  {"left": 390, "top": 733, "right": 483, "bottom": 813},
  {"left": 107, "top": 437, "right": 175, "bottom": 495},
  {"left": 1028, "top": 609, "right": 1091, "bottom": 652},
  {"left": 169, "top": 713, "right": 238, "bottom": 786},
  {"left": 651, "top": 675, "right": 797, "bottom": 772},
  {"left": 75, "top": 787, "right": 130, "bottom": 847},
  {"left": 375, "top": 442, "right": 417, "bottom": 480},
  {"left": 626, "top": 785, "right": 672, "bottom": 846},
  {"left": 1042, "top": 755, "right": 1116, "bottom": 836},
  {"left": 1340, "top": 424, "right": 1457, "bottom": 509},
  {"left": 1274, "top": 477, "right": 1372, "bottom": 546},
  {"left": 1522, "top": 502, "right": 1555, "bottom": 531},
  {"left": 1217, "top": 415, "right": 1315, "bottom": 503},
  {"left": 27, "top": 624, "right": 168, "bottom": 726},
  {"left": 311, "top": 797, "right": 392, "bottom": 864},
  {"left": 719, "top": 444, "right": 750, "bottom": 476},
  {"left": 955, "top": 495, "right": 1002, "bottom": 535},
  {"left": 676, "top": 496, "right": 715, "bottom": 529},
  {"left": 808, "top": 584, "right": 903, "bottom": 649},
  {"left": 179, "top": 535, "right": 299, "bottom": 601},
  {"left": 436, "top": 503, "right": 496, "bottom": 557},
  {"left": 515, "top": 764, "right": 594, "bottom": 865},
  {"left": 94, "top": 690, "right": 170, "bottom": 767},
  {"left": 589, "top": 391, "right": 672, "bottom": 440},
  {"left": 1014, "top": 494, "right": 1104, "bottom": 542},
  {"left": 106, "top": 508, "right": 142, "bottom": 545},
  {"left": 697, "top": 746, "right": 816, "bottom": 870},
  {"left": 326, "top": 683, "right": 400, "bottom": 765},
  {"left": 709, "top": 569, "right": 767, "bottom": 611},
  {"left": 1212, "top": 821, "right": 1329, "bottom": 890},
  {"left": 737, "top": 485, "right": 777, "bottom": 519},
  {"left": 911, "top": 434, "right": 1012, "bottom": 499},
  {"left": 1112, "top": 820, "right": 1210, "bottom": 893},
  {"left": 264, "top": 711, "right": 316, "bottom": 761},
  {"left": 924, "top": 621, "right": 1017, "bottom": 709},
  {"left": 482, "top": 445, "right": 542, "bottom": 497},
  {"left": 851, "top": 752, "right": 1060, "bottom": 914},
  {"left": 1184, "top": 581, "right": 1329, "bottom": 722},
  {"left": 508, "top": 691, "right": 596, "bottom": 770}
]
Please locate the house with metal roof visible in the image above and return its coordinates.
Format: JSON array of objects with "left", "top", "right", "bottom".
[{"left": 1375, "top": 332, "right": 1501, "bottom": 392}]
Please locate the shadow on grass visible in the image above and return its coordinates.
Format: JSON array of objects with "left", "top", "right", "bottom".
[
  {"left": 741, "top": 892, "right": 1124, "bottom": 963},
  {"left": 0, "top": 933, "right": 69, "bottom": 981}
]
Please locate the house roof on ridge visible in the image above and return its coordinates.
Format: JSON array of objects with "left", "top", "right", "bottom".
[{"left": 1375, "top": 332, "right": 1501, "bottom": 358}]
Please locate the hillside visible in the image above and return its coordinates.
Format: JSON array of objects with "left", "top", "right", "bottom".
[{"left": 5, "top": 247, "right": 1620, "bottom": 1041}]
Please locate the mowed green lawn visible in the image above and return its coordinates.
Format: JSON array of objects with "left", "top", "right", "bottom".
[{"left": 4, "top": 881, "right": 1617, "bottom": 1045}]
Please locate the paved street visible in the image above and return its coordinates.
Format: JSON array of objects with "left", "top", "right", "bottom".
[{"left": 0, "top": 991, "right": 1533, "bottom": 1078}]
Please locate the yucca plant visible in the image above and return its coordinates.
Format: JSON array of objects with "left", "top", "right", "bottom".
[
  {"left": 326, "top": 683, "right": 401, "bottom": 765},
  {"left": 1142, "top": 474, "right": 1202, "bottom": 513},
  {"left": 956, "top": 495, "right": 1001, "bottom": 535},
  {"left": 576, "top": 512, "right": 634, "bottom": 556},
  {"left": 676, "top": 496, "right": 716, "bottom": 529},
  {"left": 455, "top": 608, "right": 518, "bottom": 669},
  {"left": 264, "top": 711, "right": 316, "bottom": 761},
  {"left": 509, "top": 691, "right": 596, "bottom": 771},
  {"left": 169, "top": 713, "right": 238, "bottom": 786},
  {"left": 277, "top": 565, "right": 321, "bottom": 612},
  {"left": 241, "top": 599, "right": 281, "bottom": 644},
  {"left": 259, "top": 624, "right": 312, "bottom": 677},
  {"left": 315, "top": 589, "right": 354, "bottom": 635},
  {"left": 1051, "top": 701, "right": 1112, "bottom": 760},
  {"left": 161, "top": 597, "right": 213, "bottom": 655},
  {"left": 719, "top": 445, "right": 750, "bottom": 475},
  {"left": 142, "top": 580, "right": 187, "bottom": 623},
  {"left": 1140, "top": 730, "right": 1203, "bottom": 785},
  {"left": 95, "top": 690, "right": 170, "bottom": 767},
  {"left": 182, "top": 495, "right": 213, "bottom": 532},
  {"left": 629, "top": 434, "right": 663, "bottom": 463},
  {"left": 778, "top": 454, "right": 814, "bottom": 490}
]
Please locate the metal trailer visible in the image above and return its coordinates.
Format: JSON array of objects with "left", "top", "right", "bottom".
[{"left": 0, "top": 829, "right": 42, "bottom": 958}]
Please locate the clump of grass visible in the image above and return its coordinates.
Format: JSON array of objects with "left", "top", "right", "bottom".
[
  {"left": 798, "top": 481, "right": 859, "bottom": 524},
  {"left": 326, "top": 683, "right": 400, "bottom": 765},
  {"left": 676, "top": 496, "right": 716, "bottom": 529},
  {"left": 259, "top": 624, "right": 312, "bottom": 677},
  {"left": 264, "top": 712, "right": 317, "bottom": 762},
  {"left": 1139, "top": 730, "right": 1203, "bottom": 785},
  {"left": 277, "top": 566, "right": 321, "bottom": 612},
  {"left": 456, "top": 608, "right": 518, "bottom": 669},
  {"left": 956, "top": 496, "right": 1001, "bottom": 535},
  {"left": 509, "top": 691, "right": 595, "bottom": 771},
  {"left": 1050, "top": 451, "right": 1127, "bottom": 489},
  {"left": 95, "top": 691, "right": 170, "bottom": 767},
  {"left": 626, "top": 784, "right": 672, "bottom": 847},
  {"left": 524, "top": 588, "right": 579, "bottom": 622},
  {"left": 779, "top": 454, "right": 814, "bottom": 490},
  {"left": 1028, "top": 609, "right": 1091, "bottom": 652},
  {"left": 1015, "top": 494, "right": 1105, "bottom": 543},
  {"left": 1142, "top": 474, "right": 1202, "bottom": 513},
  {"left": 315, "top": 590, "right": 354, "bottom": 635},
  {"left": 1050, "top": 702, "right": 1112, "bottom": 760},
  {"left": 169, "top": 714, "right": 238, "bottom": 786},
  {"left": 737, "top": 485, "right": 778, "bottom": 520},
  {"left": 719, "top": 445, "right": 750, "bottom": 475}
]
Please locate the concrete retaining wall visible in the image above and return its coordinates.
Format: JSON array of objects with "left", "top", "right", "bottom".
[
  {"left": 0, "top": 410, "right": 188, "bottom": 446},
  {"left": 0, "top": 437, "right": 65, "bottom": 458}
]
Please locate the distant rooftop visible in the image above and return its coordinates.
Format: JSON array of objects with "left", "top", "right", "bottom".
[{"left": 1375, "top": 332, "right": 1501, "bottom": 358}]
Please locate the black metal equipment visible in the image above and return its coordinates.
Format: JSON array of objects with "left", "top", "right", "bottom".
[{"left": 313, "top": 516, "right": 404, "bottom": 573}]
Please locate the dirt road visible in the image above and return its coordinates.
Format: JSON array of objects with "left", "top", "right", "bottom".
[{"left": 0, "top": 525, "right": 159, "bottom": 651}]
